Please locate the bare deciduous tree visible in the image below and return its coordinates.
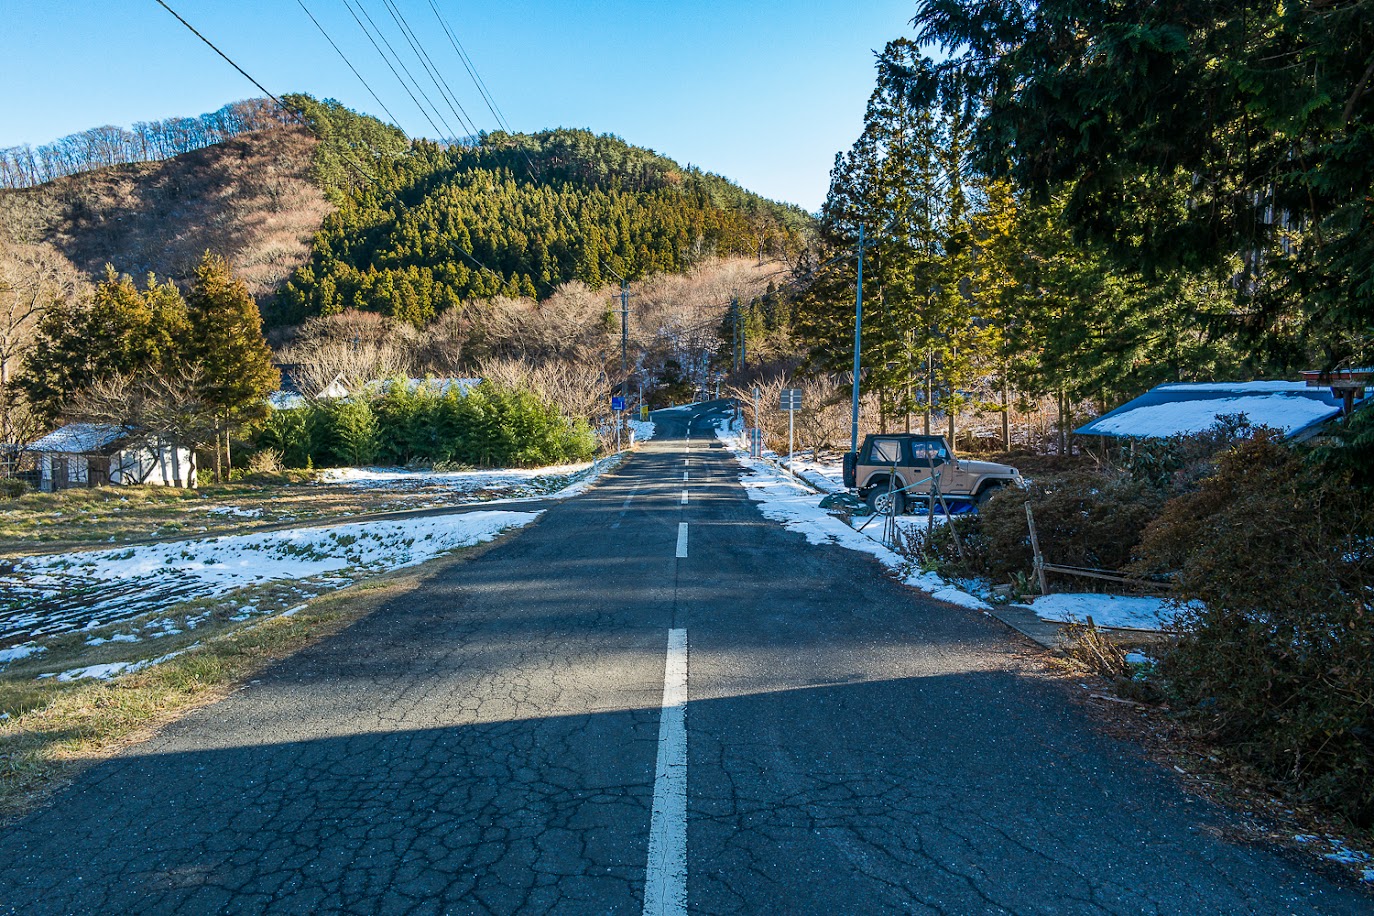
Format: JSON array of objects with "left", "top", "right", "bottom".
[
  {"left": 278, "top": 309, "right": 417, "bottom": 392},
  {"left": 66, "top": 367, "right": 218, "bottom": 484},
  {"left": 0, "top": 242, "right": 86, "bottom": 442}
]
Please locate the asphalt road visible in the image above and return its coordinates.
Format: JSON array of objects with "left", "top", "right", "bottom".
[{"left": 0, "top": 402, "right": 1367, "bottom": 915}]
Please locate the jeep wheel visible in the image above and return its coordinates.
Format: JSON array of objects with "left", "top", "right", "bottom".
[
  {"left": 866, "top": 484, "right": 905, "bottom": 516},
  {"left": 974, "top": 482, "right": 1004, "bottom": 509}
]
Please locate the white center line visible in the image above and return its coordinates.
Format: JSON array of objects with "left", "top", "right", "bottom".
[
  {"left": 675, "top": 522, "right": 688, "bottom": 558},
  {"left": 643, "top": 628, "right": 688, "bottom": 916},
  {"left": 682, "top": 471, "right": 688, "bottom": 481},
  {"left": 680, "top": 489, "right": 688, "bottom": 505}
]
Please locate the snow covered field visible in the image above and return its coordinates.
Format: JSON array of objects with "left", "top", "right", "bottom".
[
  {"left": 0, "top": 511, "right": 538, "bottom": 644},
  {"left": 319, "top": 464, "right": 595, "bottom": 491}
]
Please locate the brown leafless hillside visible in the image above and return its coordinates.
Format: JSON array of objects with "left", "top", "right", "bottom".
[{"left": 0, "top": 125, "right": 330, "bottom": 304}]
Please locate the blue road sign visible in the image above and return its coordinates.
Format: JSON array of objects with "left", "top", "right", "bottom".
[{"left": 611, "top": 396, "right": 626, "bottom": 411}]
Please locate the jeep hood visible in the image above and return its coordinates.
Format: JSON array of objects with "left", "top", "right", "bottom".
[{"left": 957, "top": 459, "right": 1020, "bottom": 477}]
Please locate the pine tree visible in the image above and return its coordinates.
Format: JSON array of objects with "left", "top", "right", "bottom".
[{"left": 185, "top": 252, "right": 279, "bottom": 478}]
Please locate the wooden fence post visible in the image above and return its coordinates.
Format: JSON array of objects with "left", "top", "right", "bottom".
[{"left": 1025, "top": 502, "right": 1049, "bottom": 595}]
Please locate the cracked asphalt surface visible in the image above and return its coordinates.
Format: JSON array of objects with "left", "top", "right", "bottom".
[{"left": 0, "top": 402, "right": 1368, "bottom": 914}]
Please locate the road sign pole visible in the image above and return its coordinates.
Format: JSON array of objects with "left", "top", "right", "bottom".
[{"left": 788, "top": 406, "right": 794, "bottom": 473}]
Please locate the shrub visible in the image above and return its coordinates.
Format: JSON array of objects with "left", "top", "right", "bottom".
[
  {"left": 318, "top": 398, "right": 380, "bottom": 466},
  {"left": 254, "top": 379, "right": 595, "bottom": 469},
  {"left": 1135, "top": 432, "right": 1374, "bottom": 825},
  {"left": 0, "top": 479, "right": 27, "bottom": 499},
  {"left": 962, "top": 470, "right": 1165, "bottom": 582},
  {"left": 256, "top": 406, "right": 314, "bottom": 468}
]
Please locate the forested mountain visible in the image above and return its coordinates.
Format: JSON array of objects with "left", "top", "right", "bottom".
[{"left": 274, "top": 117, "right": 815, "bottom": 326}]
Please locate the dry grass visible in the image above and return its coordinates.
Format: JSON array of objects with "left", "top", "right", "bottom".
[{"left": 0, "top": 469, "right": 582, "bottom": 559}]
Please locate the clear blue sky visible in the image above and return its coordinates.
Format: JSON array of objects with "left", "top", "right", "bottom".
[{"left": 0, "top": 1, "right": 919, "bottom": 212}]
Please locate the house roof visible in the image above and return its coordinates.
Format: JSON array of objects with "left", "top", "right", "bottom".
[
  {"left": 27, "top": 423, "right": 131, "bottom": 453},
  {"left": 1075, "top": 381, "right": 1368, "bottom": 441},
  {"left": 362, "top": 377, "right": 482, "bottom": 396}
]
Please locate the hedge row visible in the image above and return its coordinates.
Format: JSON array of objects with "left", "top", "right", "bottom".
[{"left": 255, "top": 380, "right": 597, "bottom": 469}]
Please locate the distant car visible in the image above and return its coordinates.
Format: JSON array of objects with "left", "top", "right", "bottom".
[{"left": 842, "top": 433, "right": 1022, "bottom": 515}]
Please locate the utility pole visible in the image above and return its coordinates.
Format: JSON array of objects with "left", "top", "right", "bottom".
[
  {"left": 850, "top": 224, "right": 864, "bottom": 454},
  {"left": 620, "top": 279, "right": 630, "bottom": 381}
]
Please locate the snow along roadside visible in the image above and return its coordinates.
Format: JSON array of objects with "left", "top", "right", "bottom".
[{"left": 712, "top": 418, "right": 988, "bottom": 611}]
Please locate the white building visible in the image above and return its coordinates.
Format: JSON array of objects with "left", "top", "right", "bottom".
[{"left": 28, "top": 424, "right": 197, "bottom": 491}]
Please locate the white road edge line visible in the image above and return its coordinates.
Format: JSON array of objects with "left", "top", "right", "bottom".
[
  {"left": 643, "top": 628, "right": 688, "bottom": 916},
  {"left": 675, "top": 522, "right": 688, "bottom": 558}
]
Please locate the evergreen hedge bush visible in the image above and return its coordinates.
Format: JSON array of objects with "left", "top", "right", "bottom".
[{"left": 255, "top": 379, "right": 596, "bottom": 469}]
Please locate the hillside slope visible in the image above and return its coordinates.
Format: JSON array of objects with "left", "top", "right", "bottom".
[
  {"left": 0, "top": 125, "right": 330, "bottom": 303},
  {"left": 275, "top": 126, "right": 815, "bottom": 325}
]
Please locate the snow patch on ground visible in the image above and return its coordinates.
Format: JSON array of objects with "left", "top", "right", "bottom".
[
  {"left": 1014, "top": 593, "right": 1188, "bottom": 630},
  {"left": 2, "top": 511, "right": 539, "bottom": 641},
  {"left": 714, "top": 418, "right": 989, "bottom": 611},
  {"left": 207, "top": 506, "right": 263, "bottom": 518},
  {"left": 628, "top": 417, "right": 656, "bottom": 444},
  {"left": 0, "top": 643, "right": 45, "bottom": 665},
  {"left": 319, "top": 463, "right": 593, "bottom": 491},
  {"left": 51, "top": 647, "right": 194, "bottom": 682}
]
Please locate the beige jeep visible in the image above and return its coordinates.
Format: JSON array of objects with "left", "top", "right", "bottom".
[{"left": 842, "top": 434, "right": 1022, "bottom": 515}]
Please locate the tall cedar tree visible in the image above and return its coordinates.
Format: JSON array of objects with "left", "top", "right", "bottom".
[
  {"left": 185, "top": 252, "right": 279, "bottom": 476},
  {"left": 186, "top": 253, "right": 279, "bottom": 417},
  {"left": 906, "top": 0, "right": 1374, "bottom": 370}
]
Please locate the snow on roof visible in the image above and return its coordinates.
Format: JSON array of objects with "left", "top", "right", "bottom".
[
  {"left": 268, "top": 391, "right": 307, "bottom": 410},
  {"left": 1076, "top": 381, "right": 1363, "bottom": 440},
  {"left": 27, "top": 423, "right": 130, "bottom": 453},
  {"left": 362, "top": 377, "right": 482, "bottom": 396}
]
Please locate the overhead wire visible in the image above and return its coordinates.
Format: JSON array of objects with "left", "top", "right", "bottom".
[
  {"left": 378, "top": 0, "right": 479, "bottom": 139},
  {"left": 152, "top": 0, "right": 375, "bottom": 185},
  {"left": 155, "top": 0, "right": 503, "bottom": 287},
  {"left": 426, "top": 0, "right": 511, "bottom": 133},
  {"left": 421, "top": 0, "right": 627, "bottom": 284},
  {"left": 295, "top": 0, "right": 401, "bottom": 128},
  {"left": 344, "top": 0, "right": 457, "bottom": 140}
]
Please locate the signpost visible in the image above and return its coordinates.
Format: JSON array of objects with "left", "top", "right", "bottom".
[
  {"left": 749, "top": 427, "right": 763, "bottom": 458},
  {"left": 611, "top": 396, "right": 626, "bottom": 451},
  {"left": 780, "top": 388, "right": 802, "bottom": 471}
]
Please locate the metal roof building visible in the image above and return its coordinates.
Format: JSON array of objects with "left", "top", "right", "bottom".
[{"left": 1074, "top": 381, "right": 1370, "bottom": 442}]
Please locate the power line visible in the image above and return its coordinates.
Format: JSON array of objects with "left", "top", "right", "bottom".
[
  {"left": 420, "top": 0, "right": 626, "bottom": 284},
  {"left": 343, "top": 0, "right": 454, "bottom": 140},
  {"left": 152, "top": 0, "right": 501, "bottom": 289},
  {"left": 379, "top": 0, "right": 479, "bottom": 139},
  {"left": 152, "top": 0, "right": 303, "bottom": 130},
  {"left": 427, "top": 0, "right": 511, "bottom": 134},
  {"left": 152, "top": 0, "right": 375, "bottom": 185},
  {"left": 294, "top": 0, "right": 401, "bottom": 128}
]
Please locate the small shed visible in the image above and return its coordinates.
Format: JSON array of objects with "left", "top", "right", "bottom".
[
  {"left": 28, "top": 424, "right": 197, "bottom": 491},
  {"left": 1075, "top": 381, "right": 1371, "bottom": 443},
  {"left": 268, "top": 366, "right": 350, "bottom": 410}
]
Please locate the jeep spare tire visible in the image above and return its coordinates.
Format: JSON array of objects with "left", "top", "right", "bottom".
[{"left": 866, "top": 484, "right": 905, "bottom": 516}]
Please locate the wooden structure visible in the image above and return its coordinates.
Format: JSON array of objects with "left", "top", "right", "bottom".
[
  {"left": 27, "top": 424, "right": 197, "bottom": 491},
  {"left": 1300, "top": 367, "right": 1372, "bottom": 417}
]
